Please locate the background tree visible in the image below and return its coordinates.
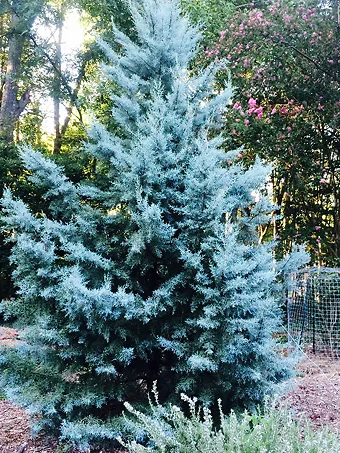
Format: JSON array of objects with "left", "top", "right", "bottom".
[
  {"left": 180, "top": 0, "right": 234, "bottom": 49},
  {"left": 0, "top": 0, "right": 46, "bottom": 301},
  {"left": 0, "top": 0, "right": 95, "bottom": 301},
  {"left": 0, "top": 0, "right": 45, "bottom": 141},
  {"left": 207, "top": 0, "right": 340, "bottom": 265},
  {"left": 0, "top": 0, "right": 307, "bottom": 450}
]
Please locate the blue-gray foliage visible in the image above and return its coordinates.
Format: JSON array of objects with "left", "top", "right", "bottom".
[{"left": 0, "top": 0, "right": 308, "bottom": 450}]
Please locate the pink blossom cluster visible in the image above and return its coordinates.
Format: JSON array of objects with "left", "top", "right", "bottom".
[
  {"left": 247, "top": 98, "right": 263, "bottom": 118},
  {"left": 210, "top": 1, "right": 340, "bottom": 262}
]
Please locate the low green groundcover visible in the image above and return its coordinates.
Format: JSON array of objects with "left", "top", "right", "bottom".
[{"left": 119, "top": 388, "right": 339, "bottom": 453}]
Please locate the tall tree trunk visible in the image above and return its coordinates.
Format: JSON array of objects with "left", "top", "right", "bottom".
[
  {"left": 60, "top": 56, "right": 87, "bottom": 138},
  {"left": 53, "top": 8, "right": 63, "bottom": 154},
  {"left": 0, "top": 14, "right": 8, "bottom": 98},
  {"left": 0, "top": 12, "right": 30, "bottom": 142}
]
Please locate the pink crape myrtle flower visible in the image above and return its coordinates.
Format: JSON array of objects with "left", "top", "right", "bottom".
[
  {"left": 254, "top": 106, "right": 263, "bottom": 119},
  {"left": 248, "top": 97, "right": 257, "bottom": 108}
]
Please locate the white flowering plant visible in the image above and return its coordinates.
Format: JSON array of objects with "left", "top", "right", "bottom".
[{"left": 119, "top": 383, "right": 339, "bottom": 453}]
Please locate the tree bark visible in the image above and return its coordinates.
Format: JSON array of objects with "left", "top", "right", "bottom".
[
  {"left": 0, "top": 12, "right": 30, "bottom": 142},
  {"left": 53, "top": 10, "right": 63, "bottom": 154},
  {"left": 0, "top": 14, "right": 8, "bottom": 99},
  {"left": 60, "top": 56, "right": 87, "bottom": 138}
]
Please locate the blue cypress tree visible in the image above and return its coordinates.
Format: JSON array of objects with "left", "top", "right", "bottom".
[{"left": 0, "top": 0, "right": 308, "bottom": 449}]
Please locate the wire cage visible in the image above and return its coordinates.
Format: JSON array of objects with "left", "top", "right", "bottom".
[{"left": 287, "top": 267, "right": 340, "bottom": 358}]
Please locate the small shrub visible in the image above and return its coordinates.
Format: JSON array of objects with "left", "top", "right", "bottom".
[{"left": 119, "top": 386, "right": 339, "bottom": 453}]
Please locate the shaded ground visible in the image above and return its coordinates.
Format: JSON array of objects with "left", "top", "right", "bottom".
[
  {"left": 0, "top": 326, "right": 339, "bottom": 451},
  {"left": 0, "top": 400, "right": 58, "bottom": 453},
  {"left": 282, "top": 355, "right": 340, "bottom": 433},
  {"left": 0, "top": 398, "right": 123, "bottom": 453}
]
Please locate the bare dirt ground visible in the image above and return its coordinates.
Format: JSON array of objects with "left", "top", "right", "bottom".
[
  {"left": 282, "top": 355, "right": 340, "bottom": 434},
  {"left": 0, "top": 400, "right": 58, "bottom": 453},
  {"left": 0, "top": 326, "right": 339, "bottom": 452}
]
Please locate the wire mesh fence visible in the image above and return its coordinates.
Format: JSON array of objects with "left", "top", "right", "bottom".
[{"left": 287, "top": 267, "right": 340, "bottom": 359}]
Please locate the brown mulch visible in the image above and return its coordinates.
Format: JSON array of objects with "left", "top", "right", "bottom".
[
  {"left": 0, "top": 400, "right": 58, "bottom": 453},
  {"left": 0, "top": 326, "right": 21, "bottom": 349},
  {"left": 0, "top": 327, "right": 59, "bottom": 453},
  {"left": 282, "top": 355, "right": 340, "bottom": 434},
  {"left": 0, "top": 398, "right": 125, "bottom": 453},
  {"left": 0, "top": 325, "right": 339, "bottom": 451}
]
